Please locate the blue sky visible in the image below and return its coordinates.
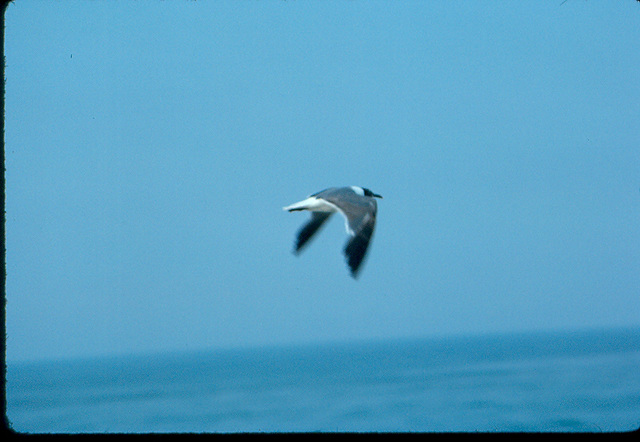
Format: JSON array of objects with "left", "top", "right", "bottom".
[{"left": 5, "top": 0, "right": 640, "bottom": 362}]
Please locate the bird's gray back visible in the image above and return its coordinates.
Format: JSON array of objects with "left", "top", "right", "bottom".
[{"left": 316, "top": 187, "right": 377, "bottom": 221}]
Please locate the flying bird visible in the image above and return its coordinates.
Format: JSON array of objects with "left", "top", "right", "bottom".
[{"left": 283, "top": 186, "right": 382, "bottom": 278}]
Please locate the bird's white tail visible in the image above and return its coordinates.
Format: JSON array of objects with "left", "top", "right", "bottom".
[
  {"left": 283, "top": 197, "right": 314, "bottom": 212},
  {"left": 283, "top": 196, "right": 338, "bottom": 212}
]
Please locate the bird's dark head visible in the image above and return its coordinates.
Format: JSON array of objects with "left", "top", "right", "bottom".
[{"left": 362, "top": 188, "right": 383, "bottom": 199}]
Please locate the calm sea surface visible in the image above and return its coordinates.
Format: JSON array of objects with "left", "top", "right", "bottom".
[{"left": 6, "top": 327, "right": 640, "bottom": 433}]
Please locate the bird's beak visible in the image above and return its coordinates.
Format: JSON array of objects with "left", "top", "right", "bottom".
[{"left": 374, "top": 193, "right": 383, "bottom": 199}]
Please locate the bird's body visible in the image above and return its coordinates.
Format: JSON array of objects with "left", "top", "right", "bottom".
[{"left": 283, "top": 186, "right": 382, "bottom": 278}]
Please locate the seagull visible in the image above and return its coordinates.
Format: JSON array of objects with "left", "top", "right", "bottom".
[{"left": 283, "top": 186, "right": 382, "bottom": 278}]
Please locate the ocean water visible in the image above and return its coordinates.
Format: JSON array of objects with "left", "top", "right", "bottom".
[{"left": 6, "top": 327, "right": 640, "bottom": 433}]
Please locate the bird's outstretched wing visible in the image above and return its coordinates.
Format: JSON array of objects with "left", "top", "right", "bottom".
[
  {"left": 294, "top": 212, "right": 333, "bottom": 254},
  {"left": 343, "top": 212, "right": 376, "bottom": 278}
]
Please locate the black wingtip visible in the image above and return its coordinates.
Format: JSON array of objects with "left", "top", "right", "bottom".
[
  {"left": 343, "top": 224, "right": 374, "bottom": 279},
  {"left": 346, "top": 256, "right": 365, "bottom": 279},
  {"left": 293, "top": 240, "right": 306, "bottom": 256},
  {"left": 291, "top": 212, "right": 333, "bottom": 256}
]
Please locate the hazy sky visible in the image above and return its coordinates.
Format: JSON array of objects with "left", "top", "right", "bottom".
[{"left": 5, "top": 0, "right": 640, "bottom": 363}]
